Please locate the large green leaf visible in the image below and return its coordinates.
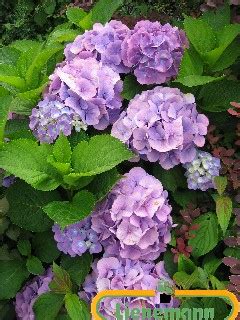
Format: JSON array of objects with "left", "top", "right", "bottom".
[
  {"left": 121, "top": 75, "right": 145, "bottom": 100},
  {"left": 0, "top": 96, "right": 13, "bottom": 143},
  {"left": 7, "top": 181, "right": 60, "bottom": 232},
  {"left": 32, "top": 231, "right": 60, "bottom": 263},
  {"left": 91, "top": 0, "right": 123, "bottom": 24},
  {"left": 153, "top": 165, "right": 186, "bottom": 193},
  {"left": 0, "top": 139, "right": 60, "bottom": 191},
  {"left": 66, "top": 7, "right": 87, "bottom": 26},
  {"left": 43, "top": 190, "right": 95, "bottom": 228},
  {"left": 202, "top": 2, "right": 230, "bottom": 31},
  {"left": 188, "top": 213, "right": 219, "bottom": 257},
  {"left": 50, "top": 263, "right": 72, "bottom": 294},
  {"left": 33, "top": 292, "right": 65, "bottom": 320},
  {"left": 178, "top": 47, "right": 203, "bottom": 78},
  {"left": 184, "top": 16, "right": 217, "bottom": 54},
  {"left": 0, "top": 260, "right": 29, "bottom": 299},
  {"left": 0, "top": 75, "right": 25, "bottom": 90},
  {"left": 65, "top": 294, "right": 90, "bottom": 320},
  {"left": 175, "top": 75, "right": 223, "bottom": 87},
  {"left": 72, "top": 135, "right": 133, "bottom": 177},
  {"left": 26, "top": 256, "right": 44, "bottom": 275}
]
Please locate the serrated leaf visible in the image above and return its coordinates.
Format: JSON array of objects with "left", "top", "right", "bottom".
[
  {"left": 188, "top": 213, "right": 219, "bottom": 257},
  {"left": 63, "top": 174, "right": 94, "bottom": 189},
  {"left": 203, "top": 254, "right": 222, "bottom": 276},
  {"left": 214, "top": 176, "right": 227, "bottom": 195},
  {"left": 199, "top": 80, "right": 240, "bottom": 112},
  {"left": 87, "top": 168, "right": 121, "bottom": 201},
  {"left": 4, "top": 119, "right": 34, "bottom": 140},
  {"left": 178, "top": 255, "right": 196, "bottom": 274},
  {"left": 7, "top": 181, "right": 60, "bottom": 232},
  {"left": 66, "top": 7, "right": 87, "bottom": 26},
  {"left": 0, "top": 260, "right": 29, "bottom": 299},
  {"left": 0, "top": 75, "right": 25, "bottom": 90},
  {"left": 184, "top": 16, "right": 217, "bottom": 54},
  {"left": 61, "top": 253, "right": 92, "bottom": 286},
  {"left": 0, "top": 139, "right": 61, "bottom": 191},
  {"left": 47, "top": 155, "right": 71, "bottom": 176},
  {"left": 174, "top": 267, "right": 208, "bottom": 290},
  {"left": 178, "top": 47, "right": 203, "bottom": 78},
  {"left": 33, "top": 292, "right": 65, "bottom": 320},
  {"left": 65, "top": 294, "right": 90, "bottom": 320},
  {"left": 202, "top": 2, "right": 230, "bottom": 31},
  {"left": 153, "top": 165, "right": 186, "bottom": 193},
  {"left": 26, "top": 256, "right": 44, "bottom": 275},
  {"left": 50, "top": 263, "right": 72, "bottom": 294},
  {"left": 121, "top": 75, "right": 145, "bottom": 100},
  {"left": 216, "top": 195, "right": 232, "bottom": 234},
  {"left": 10, "top": 40, "right": 42, "bottom": 53},
  {"left": 224, "top": 247, "right": 240, "bottom": 259},
  {"left": 72, "top": 135, "right": 133, "bottom": 177},
  {"left": 53, "top": 134, "right": 72, "bottom": 163},
  {"left": 0, "top": 47, "right": 20, "bottom": 65},
  {"left": 0, "top": 96, "right": 13, "bottom": 143},
  {"left": 91, "top": 0, "right": 123, "bottom": 24},
  {"left": 175, "top": 75, "right": 223, "bottom": 87},
  {"left": 32, "top": 231, "right": 60, "bottom": 263},
  {"left": 43, "top": 190, "right": 95, "bottom": 228},
  {"left": 17, "top": 239, "right": 31, "bottom": 256}
]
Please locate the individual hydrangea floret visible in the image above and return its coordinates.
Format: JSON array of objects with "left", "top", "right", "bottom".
[
  {"left": 183, "top": 150, "right": 221, "bottom": 191},
  {"left": 112, "top": 86, "right": 209, "bottom": 169},
  {"left": 52, "top": 217, "right": 102, "bottom": 257},
  {"left": 121, "top": 20, "right": 188, "bottom": 85},
  {"left": 65, "top": 20, "right": 130, "bottom": 73},
  {"left": 15, "top": 268, "right": 52, "bottom": 320},
  {"left": 91, "top": 167, "right": 172, "bottom": 261},
  {"left": 79, "top": 257, "right": 177, "bottom": 319},
  {"left": 29, "top": 96, "right": 85, "bottom": 143}
]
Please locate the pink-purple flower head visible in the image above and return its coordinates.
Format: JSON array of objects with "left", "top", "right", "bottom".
[
  {"left": 91, "top": 167, "right": 173, "bottom": 261},
  {"left": 121, "top": 20, "right": 188, "bottom": 85},
  {"left": 112, "top": 86, "right": 209, "bottom": 169},
  {"left": 15, "top": 268, "right": 53, "bottom": 320},
  {"left": 64, "top": 20, "right": 130, "bottom": 73},
  {"left": 52, "top": 217, "right": 102, "bottom": 257},
  {"left": 80, "top": 257, "right": 177, "bottom": 319}
]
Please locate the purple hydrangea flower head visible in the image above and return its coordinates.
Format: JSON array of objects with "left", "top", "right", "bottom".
[
  {"left": 64, "top": 20, "right": 130, "bottom": 73},
  {"left": 15, "top": 268, "right": 53, "bottom": 320},
  {"left": 52, "top": 217, "right": 102, "bottom": 257},
  {"left": 91, "top": 167, "right": 172, "bottom": 261},
  {"left": 183, "top": 150, "right": 221, "bottom": 191},
  {"left": 112, "top": 86, "right": 209, "bottom": 169},
  {"left": 29, "top": 96, "right": 86, "bottom": 143},
  {"left": 79, "top": 257, "right": 177, "bottom": 319},
  {"left": 121, "top": 20, "right": 188, "bottom": 84}
]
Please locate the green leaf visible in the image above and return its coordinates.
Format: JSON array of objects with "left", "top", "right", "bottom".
[
  {"left": 65, "top": 294, "right": 90, "bottom": 320},
  {"left": 0, "top": 75, "right": 25, "bottom": 90},
  {"left": 203, "top": 254, "right": 222, "bottom": 276},
  {"left": 173, "top": 190, "right": 198, "bottom": 208},
  {"left": 224, "top": 247, "right": 240, "bottom": 259},
  {"left": 10, "top": 40, "right": 42, "bottom": 53},
  {"left": 0, "top": 47, "right": 20, "bottom": 65},
  {"left": 216, "top": 195, "right": 232, "bottom": 234},
  {"left": 175, "top": 75, "right": 223, "bottom": 87},
  {"left": 173, "top": 267, "right": 209, "bottom": 290},
  {"left": 47, "top": 29, "right": 79, "bottom": 45},
  {"left": 214, "top": 176, "right": 227, "bottom": 195},
  {"left": 163, "top": 251, "right": 178, "bottom": 278},
  {"left": 121, "top": 75, "right": 145, "bottom": 100},
  {"left": 184, "top": 16, "right": 217, "bottom": 54},
  {"left": 32, "top": 231, "right": 60, "bottom": 263},
  {"left": 5, "top": 119, "right": 34, "bottom": 140},
  {"left": 87, "top": 168, "right": 121, "bottom": 201},
  {"left": 178, "top": 47, "right": 203, "bottom": 78},
  {"left": 188, "top": 213, "right": 219, "bottom": 257},
  {"left": 91, "top": 0, "right": 123, "bottom": 24},
  {"left": 53, "top": 134, "right": 72, "bottom": 163},
  {"left": 72, "top": 135, "right": 133, "bottom": 177},
  {"left": 61, "top": 253, "right": 92, "bottom": 286},
  {"left": 7, "top": 181, "right": 60, "bottom": 232},
  {"left": 202, "top": 297, "right": 229, "bottom": 319},
  {"left": 0, "top": 96, "right": 13, "bottom": 143},
  {"left": 202, "top": 2, "right": 230, "bottom": 31},
  {"left": 43, "top": 191, "right": 95, "bottom": 228},
  {"left": 209, "top": 275, "right": 226, "bottom": 290},
  {"left": 153, "top": 165, "right": 186, "bottom": 193},
  {"left": 26, "top": 256, "right": 44, "bottom": 275},
  {"left": 34, "top": 292, "right": 65, "bottom": 320},
  {"left": 0, "top": 260, "right": 29, "bottom": 299},
  {"left": 17, "top": 239, "right": 31, "bottom": 256},
  {"left": 210, "top": 38, "right": 240, "bottom": 72},
  {"left": 63, "top": 174, "right": 94, "bottom": 189},
  {"left": 0, "top": 139, "right": 60, "bottom": 191},
  {"left": 66, "top": 7, "right": 87, "bottom": 26},
  {"left": 199, "top": 80, "right": 240, "bottom": 112},
  {"left": 178, "top": 255, "right": 196, "bottom": 274},
  {"left": 50, "top": 263, "right": 72, "bottom": 294}
]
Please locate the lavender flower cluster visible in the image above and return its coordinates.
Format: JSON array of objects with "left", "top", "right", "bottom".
[
  {"left": 91, "top": 167, "right": 173, "bottom": 260},
  {"left": 112, "top": 86, "right": 209, "bottom": 169},
  {"left": 15, "top": 269, "right": 52, "bottom": 320},
  {"left": 30, "top": 19, "right": 188, "bottom": 143},
  {"left": 183, "top": 150, "right": 221, "bottom": 191},
  {"left": 79, "top": 257, "right": 177, "bottom": 319},
  {"left": 52, "top": 217, "right": 102, "bottom": 257}
]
